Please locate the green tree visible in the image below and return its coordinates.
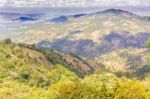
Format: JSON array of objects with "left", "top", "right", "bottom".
[
  {"left": 4, "top": 38, "right": 11, "bottom": 44},
  {"left": 114, "top": 80, "right": 146, "bottom": 99}
]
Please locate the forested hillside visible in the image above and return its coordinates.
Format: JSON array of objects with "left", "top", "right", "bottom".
[{"left": 0, "top": 39, "right": 150, "bottom": 99}]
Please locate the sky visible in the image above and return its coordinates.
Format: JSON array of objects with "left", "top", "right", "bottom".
[
  {"left": 0, "top": 0, "right": 150, "bottom": 16},
  {"left": 0, "top": 0, "right": 150, "bottom": 7}
]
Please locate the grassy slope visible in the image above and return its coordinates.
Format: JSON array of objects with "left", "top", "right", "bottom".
[
  {"left": 94, "top": 48, "right": 149, "bottom": 71},
  {"left": 2, "top": 12, "right": 150, "bottom": 44}
]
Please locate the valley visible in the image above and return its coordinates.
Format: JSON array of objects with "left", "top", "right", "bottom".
[{"left": 0, "top": 8, "right": 150, "bottom": 99}]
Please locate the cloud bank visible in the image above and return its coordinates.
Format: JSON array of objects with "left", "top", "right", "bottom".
[{"left": 0, "top": 0, "right": 150, "bottom": 7}]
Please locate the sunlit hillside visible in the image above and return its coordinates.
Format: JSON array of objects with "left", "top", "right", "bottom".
[
  {"left": 0, "top": 6, "right": 150, "bottom": 99},
  {"left": 0, "top": 40, "right": 149, "bottom": 99}
]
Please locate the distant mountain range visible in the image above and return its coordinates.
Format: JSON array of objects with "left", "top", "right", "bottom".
[{"left": 0, "top": 9, "right": 150, "bottom": 73}]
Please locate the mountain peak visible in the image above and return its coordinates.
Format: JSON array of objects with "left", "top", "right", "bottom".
[
  {"left": 49, "top": 16, "right": 69, "bottom": 23},
  {"left": 101, "top": 9, "right": 140, "bottom": 18}
]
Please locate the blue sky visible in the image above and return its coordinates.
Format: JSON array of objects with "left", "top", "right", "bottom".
[{"left": 0, "top": 0, "right": 150, "bottom": 7}]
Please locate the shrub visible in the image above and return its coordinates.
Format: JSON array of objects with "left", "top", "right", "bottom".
[
  {"left": 114, "top": 80, "right": 146, "bottom": 99},
  {"left": 20, "top": 71, "right": 30, "bottom": 80},
  {"left": 4, "top": 38, "right": 11, "bottom": 44}
]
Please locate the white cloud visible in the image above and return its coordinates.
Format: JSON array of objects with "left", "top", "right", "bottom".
[{"left": 0, "top": 0, "right": 150, "bottom": 7}]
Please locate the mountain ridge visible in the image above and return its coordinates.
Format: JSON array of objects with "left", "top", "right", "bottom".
[
  {"left": 0, "top": 6, "right": 150, "bottom": 98},
  {"left": 99, "top": 9, "right": 140, "bottom": 18}
]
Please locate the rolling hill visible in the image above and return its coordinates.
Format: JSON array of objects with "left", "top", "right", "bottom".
[
  {"left": 2, "top": 9, "right": 150, "bottom": 73},
  {"left": 2, "top": 9, "right": 150, "bottom": 52},
  {"left": 0, "top": 40, "right": 150, "bottom": 99},
  {"left": 0, "top": 9, "right": 150, "bottom": 98}
]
